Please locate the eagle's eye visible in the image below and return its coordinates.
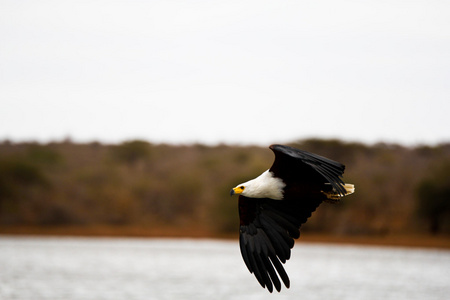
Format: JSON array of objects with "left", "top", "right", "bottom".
[{"left": 240, "top": 186, "right": 245, "bottom": 190}]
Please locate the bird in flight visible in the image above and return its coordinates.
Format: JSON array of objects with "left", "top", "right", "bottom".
[{"left": 230, "top": 144, "right": 355, "bottom": 292}]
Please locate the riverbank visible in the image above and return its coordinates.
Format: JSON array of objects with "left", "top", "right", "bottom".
[{"left": 1, "top": 225, "right": 449, "bottom": 250}]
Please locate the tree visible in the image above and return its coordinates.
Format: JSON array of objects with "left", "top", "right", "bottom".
[
  {"left": 111, "top": 140, "right": 152, "bottom": 166},
  {"left": 416, "top": 161, "right": 450, "bottom": 234}
]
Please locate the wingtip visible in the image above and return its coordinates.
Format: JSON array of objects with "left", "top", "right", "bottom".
[
  {"left": 269, "top": 144, "right": 283, "bottom": 152},
  {"left": 285, "top": 280, "right": 290, "bottom": 289}
]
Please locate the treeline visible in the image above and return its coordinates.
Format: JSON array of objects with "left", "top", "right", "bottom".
[{"left": 0, "top": 139, "right": 449, "bottom": 236}]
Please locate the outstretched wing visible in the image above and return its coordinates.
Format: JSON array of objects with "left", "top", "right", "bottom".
[
  {"left": 269, "top": 144, "right": 347, "bottom": 196},
  {"left": 238, "top": 195, "right": 323, "bottom": 292}
]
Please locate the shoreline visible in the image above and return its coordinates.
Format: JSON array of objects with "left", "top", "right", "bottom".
[{"left": 1, "top": 225, "right": 449, "bottom": 250}]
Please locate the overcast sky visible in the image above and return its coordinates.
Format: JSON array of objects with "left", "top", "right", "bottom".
[{"left": 1, "top": 0, "right": 449, "bottom": 146}]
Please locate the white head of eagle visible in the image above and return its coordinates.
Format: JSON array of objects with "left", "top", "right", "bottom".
[
  {"left": 229, "top": 144, "right": 355, "bottom": 293},
  {"left": 231, "top": 170, "right": 286, "bottom": 200}
]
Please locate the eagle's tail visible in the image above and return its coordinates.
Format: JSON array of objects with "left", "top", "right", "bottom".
[{"left": 323, "top": 183, "right": 355, "bottom": 203}]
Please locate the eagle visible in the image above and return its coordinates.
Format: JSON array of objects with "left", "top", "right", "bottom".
[{"left": 230, "top": 144, "right": 355, "bottom": 292}]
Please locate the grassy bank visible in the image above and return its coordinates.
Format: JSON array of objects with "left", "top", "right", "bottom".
[{"left": 2, "top": 139, "right": 450, "bottom": 245}]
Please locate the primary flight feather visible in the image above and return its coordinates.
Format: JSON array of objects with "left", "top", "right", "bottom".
[{"left": 230, "top": 144, "right": 355, "bottom": 292}]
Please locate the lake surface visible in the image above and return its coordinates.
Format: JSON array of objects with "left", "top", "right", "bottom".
[{"left": 0, "top": 236, "right": 449, "bottom": 300}]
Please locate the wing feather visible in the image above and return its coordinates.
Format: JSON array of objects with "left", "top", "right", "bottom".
[
  {"left": 263, "top": 254, "right": 282, "bottom": 292},
  {"left": 269, "top": 144, "right": 347, "bottom": 196},
  {"left": 239, "top": 234, "right": 252, "bottom": 272},
  {"left": 238, "top": 195, "right": 322, "bottom": 292},
  {"left": 269, "top": 253, "right": 290, "bottom": 288}
]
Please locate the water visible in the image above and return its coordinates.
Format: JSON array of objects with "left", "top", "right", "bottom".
[{"left": 0, "top": 236, "right": 449, "bottom": 300}]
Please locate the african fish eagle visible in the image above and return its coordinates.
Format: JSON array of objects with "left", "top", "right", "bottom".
[{"left": 230, "top": 144, "right": 355, "bottom": 292}]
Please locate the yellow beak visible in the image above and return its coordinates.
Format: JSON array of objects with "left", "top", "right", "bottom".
[{"left": 230, "top": 187, "right": 243, "bottom": 196}]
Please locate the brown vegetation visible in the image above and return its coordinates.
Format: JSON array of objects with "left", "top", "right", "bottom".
[{"left": 1, "top": 139, "right": 449, "bottom": 247}]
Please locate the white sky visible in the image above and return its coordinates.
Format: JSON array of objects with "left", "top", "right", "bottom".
[{"left": 1, "top": 0, "right": 449, "bottom": 146}]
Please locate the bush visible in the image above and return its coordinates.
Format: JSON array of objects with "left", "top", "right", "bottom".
[
  {"left": 416, "top": 161, "right": 450, "bottom": 234},
  {"left": 111, "top": 140, "right": 152, "bottom": 166}
]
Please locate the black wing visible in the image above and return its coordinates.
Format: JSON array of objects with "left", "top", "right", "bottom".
[
  {"left": 238, "top": 195, "right": 323, "bottom": 292},
  {"left": 269, "top": 144, "right": 347, "bottom": 196}
]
